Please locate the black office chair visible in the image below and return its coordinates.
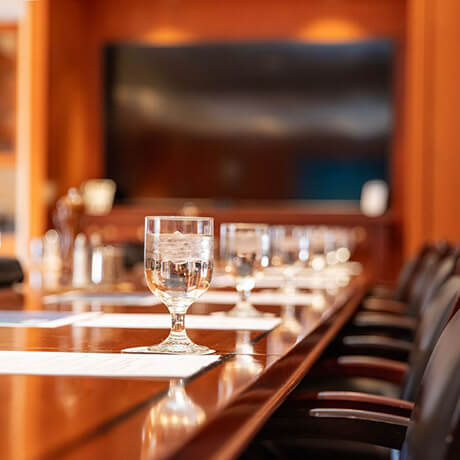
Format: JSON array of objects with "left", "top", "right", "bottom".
[
  {"left": 246, "top": 309, "right": 460, "bottom": 460},
  {"left": 245, "top": 244, "right": 459, "bottom": 459},
  {"left": 291, "top": 275, "right": 460, "bottom": 400},
  {"left": 343, "top": 250, "right": 460, "bottom": 356},
  {"left": 362, "top": 242, "right": 453, "bottom": 317},
  {"left": 370, "top": 243, "right": 434, "bottom": 302}
]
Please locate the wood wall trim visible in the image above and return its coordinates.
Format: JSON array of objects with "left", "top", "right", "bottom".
[
  {"left": 431, "top": 0, "right": 460, "bottom": 241},
  {"left": 403, "top": 0, "right": 431, "bottom": 256},
  {"left": 404, "top": 0, "right": 460, "bottom": 254},
  {"left": 16, "top": 0, "right": 50, "bottom": 260}
]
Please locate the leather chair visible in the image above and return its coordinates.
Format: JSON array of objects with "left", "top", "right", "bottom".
[
  {"left": 362, "top": 242, "right": 454, "bottom": 317},
  {"left": 345, "top": 249, "right": 460, "bottom": 352},
  {"left": 370, "top": 243, "right": 434, "bottom": 302},
  {"left": 247, "top": 309, "right": 460, "bottom": 460},
  {"left": 343, "top": 250, "right": 460, "bottom": 354},
  {"left": 293, "top": 275, "right": 460, "bottom": 400}
]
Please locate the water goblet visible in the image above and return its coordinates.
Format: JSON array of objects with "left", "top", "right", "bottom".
[
  {"left": 220, "top": 223, "right": 269, "bottom": 317},
  {"left": 127, "top": 216, "right": 214, "bottom": 354},
  {"left": 310, "top": 226, "right": 329, "bottom": 272},
  {"left": 270, "top": 225, "right": 310, "bottom": 295}
]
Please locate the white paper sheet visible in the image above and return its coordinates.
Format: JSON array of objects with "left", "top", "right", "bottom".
[
  {"left": 0, "top": 351, "right": 220, "bottom": 378},
  {"left": 44, "top": 290, "right": 312, "bottom": 307},
  {"left": 212, "top": 263, "right": 360, "bottom": 290},
  {"left": 76, "top": 313, "right": 281, "bottom": 331},
  {"left": 212, "top": 274, "right": 338, "bottom": 289},
  {"left": 44, "top": 292, "right": 160, "bottom": 306},
  {"left": 201, "top": 290, "right": 313, "bottom": 305},
  {"left": 0, "top": 311, "right": 99, "bottom": 328}
]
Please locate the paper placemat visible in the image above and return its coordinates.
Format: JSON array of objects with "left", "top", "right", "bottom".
[
  {"left": 212, "top": 263, "right": 360, "bottom": 289},
  {"left": 212, "top": 274, "right": 339, "bottom": 290},
  {"left": 201, "top": 290, "right": 313, "bottom": 305},
  {"left": 76, "top": 313, "right": 281, "bottom": 331},
  {"left": 262, "top": 263, "right": 362, "bottom": 277},
  {"left": 44, "top": 292, "right": 161, "bottom": 306},
  {"left": 44, "top": 290, "right": 313, "bottom": 307},
  {"left": 0, "top": 351, "right": 220, "bottom": 378},
  {"left": 0, "top": 311, "right": 99, "bottom": 328}
]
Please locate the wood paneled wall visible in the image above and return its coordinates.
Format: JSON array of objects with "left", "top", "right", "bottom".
[
  {"left": 15, "top": 0, "right": 49, "bottom": 260},
  {"left": 403, "top": 0, "right": 430, "bottom": 255},
  {"left": 404, "top": 0, "right": 460, "bottom": 253},
  {"left": 430, "top": 0, "right": 460, "bottom": 242}
]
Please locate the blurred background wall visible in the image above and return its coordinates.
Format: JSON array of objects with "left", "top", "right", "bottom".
[{"left": 1, "top": 0, "right": 459, "bottom": 280}]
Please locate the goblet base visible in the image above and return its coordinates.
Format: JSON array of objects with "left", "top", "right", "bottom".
[
  {"left": 224, "top": 301, "right": 274, "bottom": 318},
  {"left": 122, "top": 336, "right": 215, "bottom": 355}
]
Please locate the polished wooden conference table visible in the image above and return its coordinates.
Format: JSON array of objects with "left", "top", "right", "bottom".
[{"left": 0, "top": 278, "right": 366, "bottom": 460}]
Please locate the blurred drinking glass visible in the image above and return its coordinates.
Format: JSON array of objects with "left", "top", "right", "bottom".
[
  {"left": 309, "top": 226, "right": 328, "bottom": 272},
  {"left": 220, "top": 223, "right": 269, "bottom": 317},
  {"left": 270, "top": 225, "right": 310, "bottom": 295},
  {"left": 323, "top": 226, "right": 354, "bottom": 267},
  {"left": 334, "top": 227, "right": 353, "bottom": 264},
  {"left": 143, "top": 216, "right": 214, "bottom": 354}
]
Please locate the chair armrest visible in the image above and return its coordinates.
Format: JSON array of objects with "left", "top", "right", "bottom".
[
  {"left": 284, "top": 391, "right": 413, "bottom": 417},
  {"left": 362, "top": 297, "right": 407, "bottom": 315},
  {"left": 342, "top": 336, "right": 411, "bottom": 351},
  {"left": 340, "top": 335, "right": 412, "bottom": 361},
  {"left": 310, "top": 356, "right": 408, "bottom": 384},
  {"left": 308, "top": 408, "right": 408, "bottom": 448},
  {"left": 369, "top": 284, "right": 396, "bottom": 299},
  {"left": 310, "top": 408, "right": 409, "bottom": 426},
  {"left": 315, "top": 392, "right": 413, "bottom": 414},
  {"left": 353, "top": 312, "right": 417, "bottom": 331},
  {"left": 259, "top": 407, "right": 408, "bottom": 449}
]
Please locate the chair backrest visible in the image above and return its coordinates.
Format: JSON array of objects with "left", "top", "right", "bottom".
[
  {"left": 406, "top": 251, "right": 460, "bottom": 318},
  {"left": 401, "top": 310, "right": 460, "bottom": 460},
  {"left": 401, "top": 276, "right": 460, "bottom": 401},
  {"left": 406, "top": 244, "right": 451, "bottom": 315},
  {"left": 393, "top": 244, "right": 432, "bottom": 302}
]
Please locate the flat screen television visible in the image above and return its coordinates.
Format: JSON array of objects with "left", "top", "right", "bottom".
[{"left": 104, "top": 40, "right": 394, "bottom": 204}]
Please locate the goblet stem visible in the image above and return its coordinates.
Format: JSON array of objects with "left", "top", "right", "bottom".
[
  {"left": 282, "top": 303, "right": 296, "bottom": 321},
  {"left": 239, "top": 288, "right": 250, "bottom": 303},
  {"left": 282, "top": 276, "right": 297, "bottom": 295},
  {"left": 149, "top": 308, "right": 194, "bottom": 350},
  {"left": 170, "top": 311, "right": 188, "bottom": 342},
  {"left": 141, "top": 305, "right": 214, "bottom": 354}
]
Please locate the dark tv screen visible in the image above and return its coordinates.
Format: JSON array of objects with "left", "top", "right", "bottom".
[{"left": 104, "top": 40, "right": 394, "bottom": 203}]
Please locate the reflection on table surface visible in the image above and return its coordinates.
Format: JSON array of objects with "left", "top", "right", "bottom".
[{"left": 142, "top": 379, "right": 206, "bottom": 460}]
